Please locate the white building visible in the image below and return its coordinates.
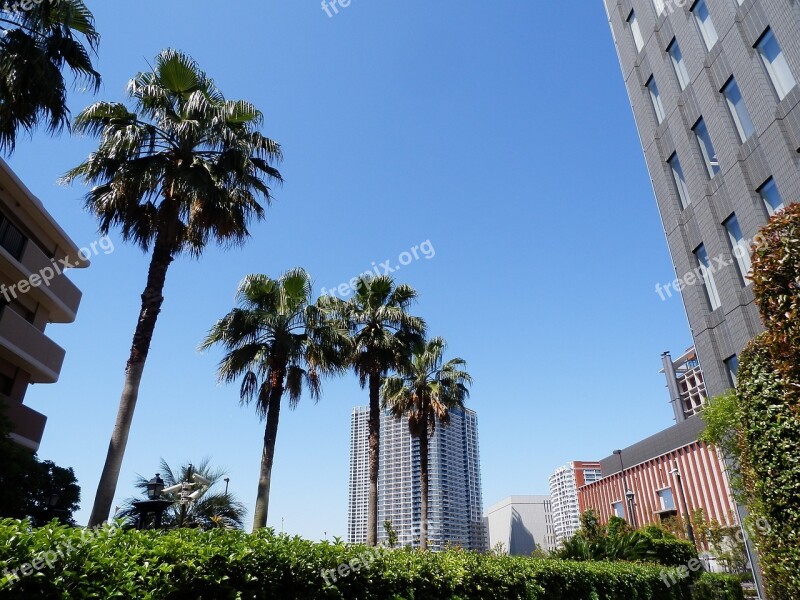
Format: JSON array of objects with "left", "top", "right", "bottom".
[
  {"left": 484, "top": 495, "right": 557, "bottom": 555},
  {"left": 348, "top": 406, "right": 487, "bottom": 551},
  {"left": 548, "top": 461, "right": 602, "bottom": 545}
]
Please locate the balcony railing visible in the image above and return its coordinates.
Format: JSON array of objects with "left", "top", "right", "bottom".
[{"left": 0, "top": 306, "right": 65, "bottom": 383}]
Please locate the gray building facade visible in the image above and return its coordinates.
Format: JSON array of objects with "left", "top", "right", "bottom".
[{"left": 603, "top": 0, "right": 800, "bottom": 397}]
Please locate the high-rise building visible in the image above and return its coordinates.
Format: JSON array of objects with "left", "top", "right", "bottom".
[
  {"left": 347, "top": 406, "right": 487, "bottom": 551},
  {"left": 0, "top": 160, "right": 86, "bottom": 451},
  {"left": 548, "top": 461, "right": 602, "bottom": 545},
  {"left": 603, "top": 0, "right": 800, "bottom": 397},
  {"left": 484, "top": 495, "right": 557, "bottom": 555}
]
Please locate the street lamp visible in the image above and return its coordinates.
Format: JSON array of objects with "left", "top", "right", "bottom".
[
  {"left": 614, "top": 449, "right": 637, "bottom": 528},
  {"left": 147, "top": 474, "right": 165, "bottom": 500},
  {"left": 224, "top": 477, "right": 230, "bottom": 495},
  {"left": 669, "top": 462, "right": 696, "bottom": 547}
]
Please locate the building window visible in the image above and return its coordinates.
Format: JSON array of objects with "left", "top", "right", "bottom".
[
  {"left": 756, "top": 29, "right": 797, "bottom": 101},
  {"left": 722, "top": 77, "right": 755, "bottom": 142},
  {"left": 668, "top": 39, "right": 690, "bottom": 90},
  {"left": 653, "top": 0, "right": 666, "bottom": 16},
  {"left": 0, "top": 215, "right": 26, "bottom": 260},
  {"left": 668, "top": 153, "right": 691, "bottom": 209},
  {"left": 693, "top": 118, "right": 720, "bottom": 178},
  {"left": 695, "top": 244, "right": 722, "bottom": 311},
  {"left": 692, "top": 0, "right": 718, "bottom": 51},
  {"left": 724, "top": 214, "right": 752, "bottom": 285},
  {"left": 628, "top": 10, "right": 644, "bottom": 53},
  {"left": 725, "top": 355, "right": 739, "bottom": 387},
  {"left": 759, "top": 177, "right": 785, "bottom": 216},
  {"left": 647, "top": 76, "right": 666, "bottom": 124},
  {"left": 611, "top": 501, "right": 625, "bottom": 518},
  {"left": 657, "top": 488, "right": 676, "bottom": 511}
]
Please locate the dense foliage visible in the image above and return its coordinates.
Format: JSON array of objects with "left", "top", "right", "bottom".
[
  {"left": 0, "top": 521, "right": 697, "bottom": 599},
  {"left": 691, "top": 573, "right": 745, "bottom": 600},
  {"left": 0, "top": 409, "right": 79, "bottom": 525}
]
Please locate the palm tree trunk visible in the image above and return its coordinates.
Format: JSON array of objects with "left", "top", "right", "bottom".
[
  {"left": 252, "top": 368, "right": 284, "bottom": 531},
  {"left": 367, "top": 371, "right": 381, "bottom": 546},
  {"left": 87, "top": 229, "right": 174, "bottom": 527},
  {"left": 419, "top": 426, "right": 429, "bottom": 550}
]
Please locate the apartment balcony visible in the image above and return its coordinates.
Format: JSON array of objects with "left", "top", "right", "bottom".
[
  {"left": 0, "top": 237, "right": 82, "bottom": 324},
  {"left": 1, "top": 394, "right": 46, "bottom": 451},
  {"left": 0, "top": 306, "right": 65, "bottom": 383}
]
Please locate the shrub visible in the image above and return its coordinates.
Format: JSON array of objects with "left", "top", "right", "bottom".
[
  {"left": 0, "top": 520, "right": 694, "bottom": 599},
  {"left": 691, "top": 572, "right": 744, "bottom": 600}
]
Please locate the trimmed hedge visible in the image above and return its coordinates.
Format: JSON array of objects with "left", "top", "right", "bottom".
[
  {"left": 0, "top": 520, "right": 696, "bottom": 599},
  {"left": 691, "top": 573, "right": 744, "bottom": 600}
]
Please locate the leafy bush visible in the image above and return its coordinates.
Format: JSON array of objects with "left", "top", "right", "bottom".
[
  {"left": 691, "top": 572, "right": 744, "bottom": 600},
  {"left": 0, "top": 520, "right": 695, "bottom": 599}
]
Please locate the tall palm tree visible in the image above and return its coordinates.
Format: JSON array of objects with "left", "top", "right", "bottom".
[
  {"left": 381, "top": 337, "right": 471, "bottom": 549},
  {"left": 323, "top": 276, "right": 425, "bottom": 546},
  {"left": 0, "top": 0, "right": 100, "bottom": 152},
  {"left": 200, "top": 269, "right": 348, "bottom": 531},
  {"left": 62, "top": 50, "right": 283, "bottom": 527},
  {"left": 118, "top": 458, "right": 247, "bottom": 530}
]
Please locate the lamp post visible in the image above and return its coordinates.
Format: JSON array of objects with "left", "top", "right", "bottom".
[
  {"left": 132, "top": 473, "right": 173, "bottom": 530},
  {"left": 613, "top": 449, "right": 637, "bottom": 528},
  {"left": 224, "top": 477, "right": 230, "bottom": 495},
  {"left": 669, "top": 461, "right": 696, "bottom": 547}
]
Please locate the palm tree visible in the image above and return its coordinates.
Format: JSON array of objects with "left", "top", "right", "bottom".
[
  {"left": 0, "top": 0, "right": 100, "bottom": 152},
  {"left": 118, "top": 458, "right": 246, "bottom": 530},
  {"left": 200, "top": 269, "right": 348, "bottom": 531},
  {"left": 62, "top": 50, "right": 283, "bottom": 527},
  {"left": 381, "top": 337, "right": 471, "bottom": 549},
  {"left": 323, "top": 276, "right": 425, "bottom": 546}
]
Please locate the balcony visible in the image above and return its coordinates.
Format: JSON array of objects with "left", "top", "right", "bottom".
[
  {"left": 1, "top": 394, "right": 46, "bottom": 451},
  {"left": 0, "top": 306, "right": 65, "bottom": 383}
]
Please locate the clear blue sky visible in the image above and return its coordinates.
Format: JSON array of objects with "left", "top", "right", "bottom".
[{"left": 10, "top": 0, "right": 692, "bottom": 537}]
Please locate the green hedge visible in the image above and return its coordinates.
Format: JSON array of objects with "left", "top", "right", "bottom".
[
  {"left": 0, "top": 520, "right": 696, "bottom": 599},
  {"left": 691, "top": 573, "right": 744, "bottom": 600}
]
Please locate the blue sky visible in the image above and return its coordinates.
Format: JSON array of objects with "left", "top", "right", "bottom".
[{"left": 10, "top": 0, "right": 692, "bottom": 537}]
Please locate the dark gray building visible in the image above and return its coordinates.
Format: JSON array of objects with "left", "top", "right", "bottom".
[{"left": 603, "top": 0, "right": 800, "bottom": 397}]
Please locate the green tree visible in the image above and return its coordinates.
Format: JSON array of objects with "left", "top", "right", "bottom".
[
  {"left": 118, "top": 458, "right": 246, "bottom": 530},
  {"left": 63, "top": 50, "right": 282, "bottom": 528},
  {"left": 0, "top": 0, "right": 100, "bottom": 152},
  {"left": 0, "top": 406, "right": 80, "bottom": 525},
  {"left": 322, "top": 276, "right": 425, "bottom": 546},
  {"left": 201, "top": 270, "right": 348, "bottom": 531},
  {"left": 381, "top": 336, "right": 471, "bottom": 549}
]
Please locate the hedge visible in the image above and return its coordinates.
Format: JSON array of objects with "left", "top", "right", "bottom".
[
  {"left": 0, "top": 520, "right": 698, "bottom": 599},
  {"left": 691, "top": 573, "right": 744, "bottom": 600}
]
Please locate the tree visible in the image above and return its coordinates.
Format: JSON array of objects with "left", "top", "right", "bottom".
[
  {"left": 322, "top": 276, "right": 425, "bottom": 546},
  {"left": 0, "top": 406, "right": 80, "bottom": 525},
  {"left": 118, "top": 458, "right": 246, "bottom": 530},
  {"left": 693, "top": 509, "right": 748, "bottom": 575},
  {"left": 0, "top": 0, "right": 100, "bottom": 152},
  {"left": 62, "top": 49, "right": 283, "bottom": 527},
  {"left": 201, "top": 270, "right": 348, "bottom": 531},
  {"left": 381, "top": 336, "right": 471, "bottom": 549}
]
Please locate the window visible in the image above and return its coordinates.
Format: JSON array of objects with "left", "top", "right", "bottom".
[
  {"left": 724, "top": 214, "right": 752, "bottom": 284},
  {"left": 695, "top": 244, "right": 722, "bottom": 310},
  {"left": 669, "top": 153, "right": 691, "bottom": 209},
  {"left": 722, "top": 78, "right": 755, "bottom": 142},
  {"left": 693, "top": 118, "right": 720, "bottom": 177},
  {"left": 657, "top": 488, "right": 676, "bottom": 511},
  {"left": 759, "top": 178, "right": 785, "bottom": 216},
  {"left": 0, "top": 215, "right": 25, "bottom": 260},
  {"left": 612, "top": 502, "right": 625, "bottom": 519},
  {"left": 757, "top": 29, "right": 797, "bottom": 101},
  {"left": 725, "top": 355, "right": 740, "bottom": 387},
  {"left": 653, "top": 0, "right": 666, "bottom": 16},
  {"left": 647, "top": 76, "right": 666, "bottom": 124},
  {"left": 692, "top": 0, "right": 718, "bottom": 51},
  {"left": 668, "top": 39, "right": 690, "bottom": 90},
  {"left": 628, "top": 10, "right": 644, "bottom": 53}
]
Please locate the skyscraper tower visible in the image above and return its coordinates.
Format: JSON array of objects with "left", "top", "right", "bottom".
[
  {"left": 347, "top": 406, "right": 487, "bottom": 551},
  {"left": 603, "top": 0, "right": 800, "bottom": 397}
]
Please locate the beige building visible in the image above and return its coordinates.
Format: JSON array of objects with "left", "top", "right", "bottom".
[{"left": 0, "top": 160, "right": 87, "bottom": 451}]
